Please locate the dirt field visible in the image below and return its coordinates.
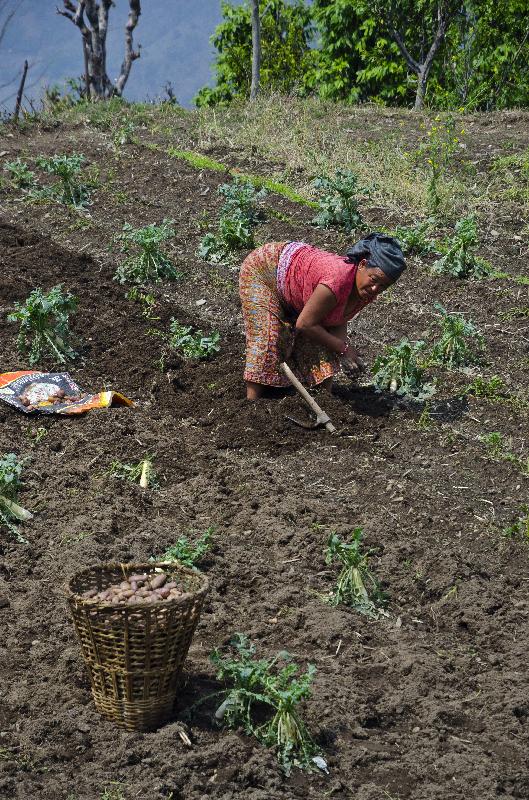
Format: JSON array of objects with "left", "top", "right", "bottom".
[{"left": 0, "top": 105, "right": 528, "bottom": 800}]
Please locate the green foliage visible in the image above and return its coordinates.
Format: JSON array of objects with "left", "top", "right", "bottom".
[
  {"left": 324, "top": 529, "right": 387, "bottom": 618},
  {"left": 394, "top": 221, "right": 438, "bottom": 256},
  {"left": 199, "top": 179, "right": 266, "bottom": 264},
  {"left": 0, "top": 454, "right": 31, "bottom": 542},
  {"left": 430, "top": 302, "right": 484, "bottom": 368},
  {"left": 432, "top": 217, "right": 491, "bottom": 279},
  {"left": 211, "top": 634, "right": 322, "bottom": 774},
  {"left": 168, "top": 320, "right": 221, "bottom": 360},
  {"left": 3, "top": 158, "right": 37, "bottom": 189},
  {"left": 35, "top": 153, "right": 92, "bottom": 207},
  {"left": 158, "top": 527, "right": 214, "bottom": 569},
  {"left": 372, "top": 338, "right": 435, "bottom": 400},
  {"left": 125, "top": 287, "right": 159, "bottom": 320},
  {"left": 194, "top": 0, "right": 314, "bottom": 107},
  {"left": 311, "top": 169, "right": 366, "bottom": 233},
  {"left": 465, "top": 375, "right": 527, "bottom": 411},
  {"left": 480, "top": 432, "right": 529, "bottom": 474},
  {"left": 307, "top": 0, "right": 412, "bottom": 105},
  {"left": 503, "top": 506, "right": 529, "bottom": 540},
  {"left": 8, "top": 285, "right": 78, "bottom": 366},
  {"left": 115, "top": 220, "right": 180, "bottom": 284}
]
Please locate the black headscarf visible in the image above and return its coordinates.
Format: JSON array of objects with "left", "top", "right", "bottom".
[{"left": 345, "top": 232, "right": 406, "bottom": 281}]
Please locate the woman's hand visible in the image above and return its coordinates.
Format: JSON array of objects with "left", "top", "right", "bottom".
[{"left": 341, "top": 343, "right": 364, "bottom": 375}]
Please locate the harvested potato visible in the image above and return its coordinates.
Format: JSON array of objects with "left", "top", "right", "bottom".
[{"left": 80, "top": 571, "right": 186, "bottom": 605}]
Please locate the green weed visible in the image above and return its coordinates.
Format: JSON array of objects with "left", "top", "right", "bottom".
[
  {"left": 125, "top": 287, "right": 159, "bottom": 320},
  {"left": 211, "top": 634, "right": 322, "bottom": 774},
  {"left": 503, "top": 505, "right": 529, "bottom": 540},
  {"left": 465, "top": 376, "right": 527, "bottom": 411},
  {"left": 419, "top": 114, "right": 462, "bottom": 215},
  {"left": 372, "top": 339, "right": 435, "bottom": 400},
  {"left": 8, "top": 284, "right": 78, "bottom": 365},
  {"left": 480, "top": 432, "right": 529, "bottom": 474},
  {"left": 498, "top": 306, "right": 529, "bottom": 321},
  {"left": 324, "top": 529, "right": 387, "bottom": 618},
  {"left": 115, "top": 220, "right": 180, "bottom": 284}
]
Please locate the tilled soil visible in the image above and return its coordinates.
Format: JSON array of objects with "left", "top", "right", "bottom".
[{"left": 0, "top": 110, "right": 528, "bottom": 800}]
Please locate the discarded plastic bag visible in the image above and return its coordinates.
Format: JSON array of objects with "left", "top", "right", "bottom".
[{"left": 0, "top": 371, "right": 133, "bottom": 415}]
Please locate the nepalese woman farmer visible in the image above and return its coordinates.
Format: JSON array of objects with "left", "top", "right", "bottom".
[{"left": 239, "top": 232, "right": 406, "bottom": 401}]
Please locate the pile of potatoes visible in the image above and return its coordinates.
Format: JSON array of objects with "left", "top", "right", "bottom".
[{"left": 81, "top": 571, "right": 188, "bottom": 605}]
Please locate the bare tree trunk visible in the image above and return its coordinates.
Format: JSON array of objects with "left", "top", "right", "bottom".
[
  {"left": 13, "top": 57, "right": 27, "bottom": 120},
  {"left": 58, "top": 0, "right": 141, "bottom": 100},
  {"left": 250, "top": 0, "right": 261, "bottom": 101},
  {"left": 373, "top": 1, "right": 457, "bottom": 110}
]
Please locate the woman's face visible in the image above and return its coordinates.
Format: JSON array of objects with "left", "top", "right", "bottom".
[{"left": 355, "top": 260, "right": 393, "bottom": 300}]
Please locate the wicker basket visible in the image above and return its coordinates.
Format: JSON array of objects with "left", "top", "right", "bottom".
[{"left": 66, "top": 562, "right": 209, "bottom": 731}]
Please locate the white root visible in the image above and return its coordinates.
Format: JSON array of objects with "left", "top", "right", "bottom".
[{"left": 0, "top": 496, "right": 33, "bottom": 522}]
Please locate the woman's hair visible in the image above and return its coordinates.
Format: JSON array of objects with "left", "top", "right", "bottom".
[{"left": 345, "top": 232, "right": 406, "bottom": 281}]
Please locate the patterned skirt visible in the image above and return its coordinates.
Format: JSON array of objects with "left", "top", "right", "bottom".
[{"left": 239, "top": 242, "right": 342, "bottom": 387}]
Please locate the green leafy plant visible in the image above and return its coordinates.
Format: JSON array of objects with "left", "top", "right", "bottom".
[
  {"left": 35, "top": 153, "right": 92, "bottom": 207},
  {"left": 372, "top": 338, "right": 435, "bottom": 400},
  {"left": 199, "top": 180, "right": 266, "bottom": 264},
  {"left": 0, "top": 453, "right": 33, "bottom": 542},
  {"left": 211, "top": 634, "right": 322, "bottom": 774},
  {"left": 3, "top": 158, "right": 37, "bottom": 189},
  {"left": 503, "top": 505, "right": 529, "bottom": 540},
  {"left": 324, "top": 529, "right": 387, "bottom": 618},
  {"left": 311, "top": 169, "right": 366, "bottom": 233},
  {"left": 430, "top": 302, "right": 484, "bottom": 368},
  {"left": 465, "top": 376, "right": 528, "bottom": 411},
  {"left": 168, "top": 319, "right": 220, "bottom": 359},
  {"left": 115, "top": 220, "right": 180, "bottom": 284},
  {"left": 106, "top": 456, "right": 157, "bottom": 488},
  {"left": 432, "top": 217, "right": 492, "bottom": 279},
  {"left": 8, "top": 285, "right": 78, "bottom": 366},
  {"left": 394, "top": 221, "right": 438, "bottom": 256},
  {"left": 480, "top": 432, "right": 529, "bottom": 474},
  {"left": 125, "top": 287, "right": 159, "bottom": 319},
  {"left": 158, "top": 527, "right": 214, "bottom": 569},
  {"left": 113, "top": 120, "right": 135, "bottom": 150}
]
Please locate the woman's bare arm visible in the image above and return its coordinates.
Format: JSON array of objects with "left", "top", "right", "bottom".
[{"left": 295, "top": 285, "right": 361, "bottom": 367}]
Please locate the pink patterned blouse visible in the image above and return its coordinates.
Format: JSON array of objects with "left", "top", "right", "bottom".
[{"left": 281, "top": 243, "right": 370, "bottom": 326}]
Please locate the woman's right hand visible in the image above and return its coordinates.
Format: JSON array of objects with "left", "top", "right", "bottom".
[{"left": 341, "top": 343, "right": 365, "bottom": 375}]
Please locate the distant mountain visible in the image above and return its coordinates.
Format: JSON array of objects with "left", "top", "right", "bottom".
[{"left": 0, "top": 0, "right": 243, "bottom": 111}]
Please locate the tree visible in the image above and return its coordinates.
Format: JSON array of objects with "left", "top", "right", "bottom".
[
  {"left": 195, "top": 0, "right": 314, "bottom": 107},
  {"left": 368, "top": 0, "right": 459, "bottom": 109},
  {"left": 250, "top": 0, "right": 261, "bottom": 100},
  {"left": 58, "top": 0, "right": 142, "bottom": 100}
]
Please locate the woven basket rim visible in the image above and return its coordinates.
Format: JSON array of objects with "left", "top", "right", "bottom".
[{"left": 65, "top": 561, "right": 209, "bottom": 609}]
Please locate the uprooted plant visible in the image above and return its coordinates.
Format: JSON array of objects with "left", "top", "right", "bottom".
[
  {"left": 115, "top": 220, "right": 181, "bottom": 284},
  {"left": 432, "top": 217, "right": 491, "bottom": 279},
  {"left": 311, "top": 169, "right": 367, "bottom": 233},
  {"left": 324, "top": 529, "right": 387, "bottom": 618},
  {"left": 8, "top": 285, "right": 78, "bottom": 366},
  {"left": 198, "top": 179, "right": 266, "bottom": 265},
  {"left": 106, "top": 456, "right": 158, "bottom": 489},
  {"left": 35, "top": 153, "right": 92, "bottom": 208},
  {"left": 211, "top": 634, "right": 323, "bottom": 775},
  {"left": 372, "top": 338, "right": 435, "bottom": 400},
  {"left": 167, "top": 319, "right": 221, "bottom": 359},
  {"left": 0, "top": 454, "right": 33, "bottom": 542},
  {"left": 430, "top": 302, "right": 485, "bottom": 368},
  {"left": 156, "top": 527, "right": 214, "bottom": 569}
]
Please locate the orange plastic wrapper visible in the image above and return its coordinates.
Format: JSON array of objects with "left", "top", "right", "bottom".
[{"left": 0, "top": 371, "right": 133, "bottom": 415}]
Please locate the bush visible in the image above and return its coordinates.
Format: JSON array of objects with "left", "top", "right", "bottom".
[
  {"left": 432, "top": 217, "right": 491, "bottom": 279},
  {"left": 311, "top": 169, "right": 366, "bottom": 233}
]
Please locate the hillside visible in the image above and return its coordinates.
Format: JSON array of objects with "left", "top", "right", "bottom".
[{"left": 0, "top": 97, "right": 528, "bottom": 800}]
